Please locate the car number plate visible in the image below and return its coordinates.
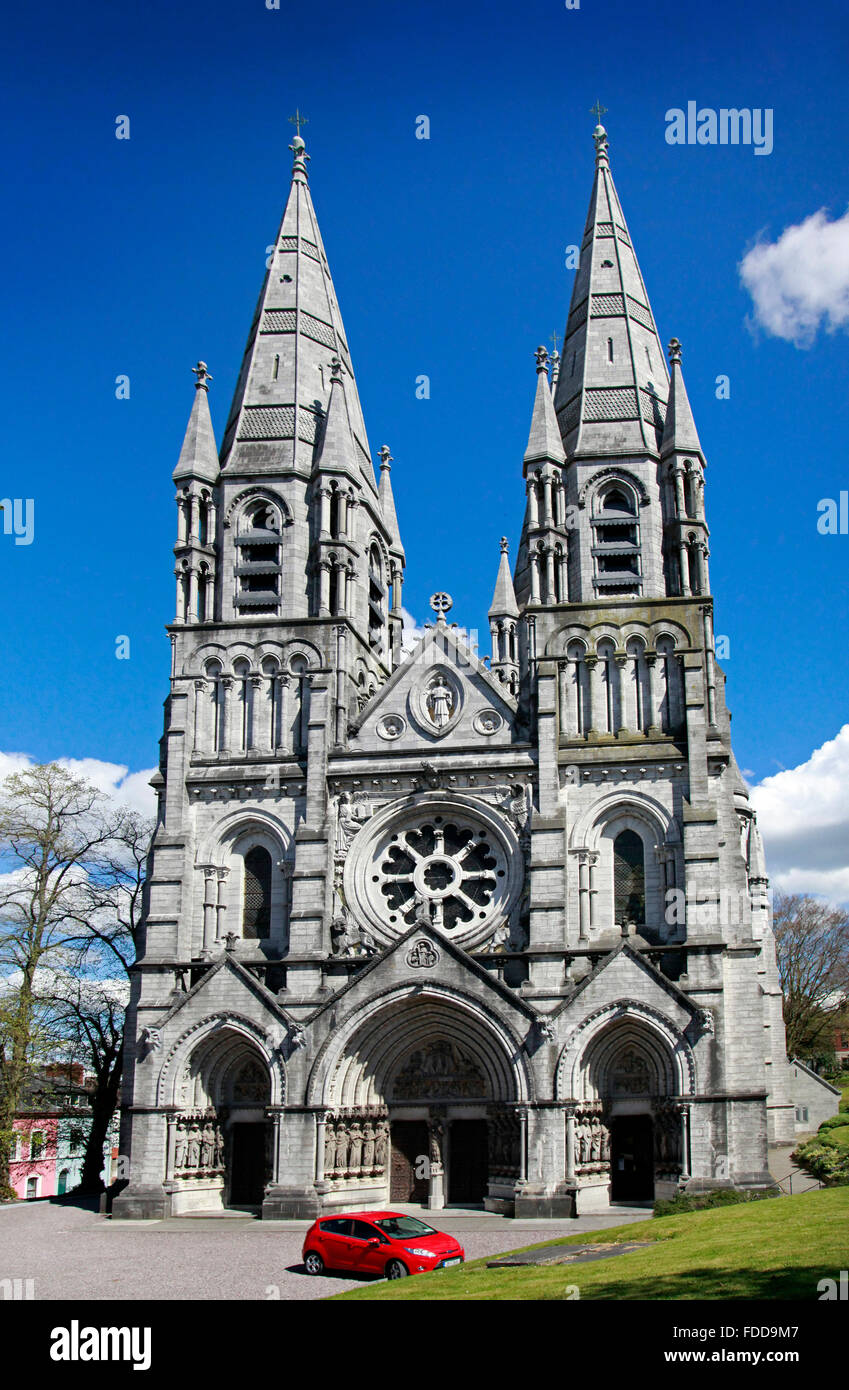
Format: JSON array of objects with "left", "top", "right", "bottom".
[{"left": 442, "top": 1257, "right": 462, "bottom": 1266}]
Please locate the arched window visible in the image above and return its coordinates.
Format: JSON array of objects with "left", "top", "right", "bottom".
[
  {"left": 601, "top": 487, "right": 634, "bottom": 515},
  {"left": 290, "top": 655, "right": 310, "bottom": 754},
  {"left": 592, "top": 482, "right": 641, "bottom": 596},
  {"left": 368, "top": 542, "right": 387, "bottom": 655},
  {"left": 235, "top": 498, "right": 283, "bottom": 616},
  {"left": 613, "top": 829, "right": 645, "bottom": 925},
  {"left": 243, "top": 846, "right": 272, "bottom": 939}
]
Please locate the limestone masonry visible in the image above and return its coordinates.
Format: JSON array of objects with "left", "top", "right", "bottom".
[{"left": 114, "top": 126, "right": 815, "bottom": 1221}]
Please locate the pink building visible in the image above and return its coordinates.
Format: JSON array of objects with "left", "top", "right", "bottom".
[{"left": 10, "top": 1114, "right": 59, "bottom": 1200}]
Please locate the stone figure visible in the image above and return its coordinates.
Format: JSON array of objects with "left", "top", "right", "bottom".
[
  {"left": 374, "top": 1120, "right": 388, "bottom": 1171},
  {"left": 334, "top": 1122, "right": 349, "bottom": 1174},
  {"left": 426, "top": 676, "right": 453, "bottom": 728},
  {"left": 361, "top": 1120, "right": 375, "bottom": 1171},
  {"left": 187, "top": 1125, "right": 200, "bottom": 1170},
  {"left": 324, "top": 1120, "right": 336, "bottom": 1174},
  {"left": 175, "top": 1127, "right": 188, "bottom": 1171},
  {"left": 347, "top": 1121, "right": 363, "bottom": 1174}
]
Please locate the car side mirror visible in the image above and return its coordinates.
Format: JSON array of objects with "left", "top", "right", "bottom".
[{"left": 367, "top": 1237, "right": 380, "bottom": 1246}]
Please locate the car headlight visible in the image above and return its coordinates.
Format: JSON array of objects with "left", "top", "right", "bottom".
[{"left": 404, "top": 1247, "right": 435, "bottom": 1257}]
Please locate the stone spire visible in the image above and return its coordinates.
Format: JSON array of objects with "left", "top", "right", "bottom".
[
  {"left": 488, "top": 538, "right": 519, "bottom": 694},
  {"left": 173, "top": 362, "right": 219, "bottom": 483},
  {"left": 660, "top": 338, "right": 704, "bottom": 460},
  {"left": 218, "top": 132, "right": 378, "bottom": 492},
  {"left": 488, "top": 536, "right": 519, "bottom": 620},
  {"left": 514, "top": 349, "right": 571, "bottom": 607},
  {"left": 377, "top": 445, "right": 405, "bottom": 563},
  {"left": 552, "top": 124, "right": 669, "bottom": 458}
]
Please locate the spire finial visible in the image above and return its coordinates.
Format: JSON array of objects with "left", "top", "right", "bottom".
[
  {"left": 534, "top": 345, "right": 549, "bottom": 374},
  {"left": 329, "top": 355, "right": 344, "bottom": 384},
  {"left": 668, "top": 338, "right": 682, "bottom": 365},
  {"left": 500, "top": 536, "right": 509, "bottom": 555},
  {"left": 591, "top": 104, "right": 609, "bottom": 167},
  {"left": 192, "top": 361, "right": 212, "bottom": 392},
  {"left": 378, "top": 445, "right": 393, "bottom": 471},
  {"left": 288, "top": 110, "right": 310, "bottom": 182}
]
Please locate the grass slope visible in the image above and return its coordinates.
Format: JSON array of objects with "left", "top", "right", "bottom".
[{"left": 329, "top": 1188, "right": 849, "bottom": 1302}]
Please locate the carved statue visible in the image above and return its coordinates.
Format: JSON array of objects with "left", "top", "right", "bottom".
[
  {"left": 426, "top": 675, "right": 454, "bottom": 728},
  {"left": 334, "top": 1122, "right": 349, "bottom": 1174},
  {"left": 187, "top": 1125, "right": 200, "bottom": 1170},
  {"left": 324, "top": 1119, "right": 337, "bottom": 1174},
  {"left": 361, "top": 1120, "right": 375, "bottom": 1171},
  {"left": 347, "top": 1121, "right": 363, "bottom": 1174},
  {"left": 374, "top": 1119, "right": 388, "bottom": 1171},
  {"left": 174, "top": 1128, "right": 188, "bottom": 1171}
]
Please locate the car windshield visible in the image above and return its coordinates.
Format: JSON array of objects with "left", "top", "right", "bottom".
[{"left": 374, "top": 1216, "right": 438, "bottom": 1238}]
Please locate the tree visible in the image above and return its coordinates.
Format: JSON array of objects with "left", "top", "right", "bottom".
[
  {"left": 773, "top": 892, "right": 849, "bottom": 1060},
  {"left": 0, "top": 764, "right": 134, "bottom": 1200}
]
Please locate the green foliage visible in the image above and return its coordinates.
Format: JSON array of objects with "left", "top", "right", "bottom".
[
  {"left": 653, "top": 1187, "right": 778, "bottom": 1218},
  {"left": 791, "top": 1137, "right": 849, "bottom": 1185}
]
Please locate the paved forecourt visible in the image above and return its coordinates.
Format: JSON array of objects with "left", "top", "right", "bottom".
[{"left": 0, "top": 1198, "right": 650, "bottom": 1301}]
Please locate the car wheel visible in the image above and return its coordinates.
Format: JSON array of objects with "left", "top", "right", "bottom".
[
  {"left": 385, "top": 1259, "right": 409, "bottom": 1280},
  {"left": 304, "top": 1250, "right": 325, "bottom": 1276}
]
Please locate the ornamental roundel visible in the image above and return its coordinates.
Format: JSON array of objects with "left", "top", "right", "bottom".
[{"left": 344, "top": 795, "right": 522, "bottom": 950}]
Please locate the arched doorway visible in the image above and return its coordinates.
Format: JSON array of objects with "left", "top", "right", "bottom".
[
  {"left": 169, "top": 1027, "right": 272, "bottom": 1212},
  {"left": 567, "top": 1010, "right": 690, "bottom": 1207},
  {"left": 312, "top": 991, "right": 527, "bottom": 1211}
]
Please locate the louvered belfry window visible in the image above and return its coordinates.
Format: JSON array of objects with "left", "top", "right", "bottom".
[
  {"left": 243, "top": 846, "right": 272, "bottom": 939},
  {"left": 613, "top": 829, "right": 645, "bottom": 925}
]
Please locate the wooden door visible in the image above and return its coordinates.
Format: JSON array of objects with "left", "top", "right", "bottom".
[
  {"left": 448, "top": 1120, "right": 489, "bottom": 1204},
  {"left": 389, "top": 1121, "right": 429, "bottom": 1202}
]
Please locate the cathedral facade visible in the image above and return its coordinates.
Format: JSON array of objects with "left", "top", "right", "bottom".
[{"left": 114, "top": 125, "right": 796, "bottom": 1221}]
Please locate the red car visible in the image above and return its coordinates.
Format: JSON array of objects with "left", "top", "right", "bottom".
[{"left": 302, "top": 1210, "right": 465, "bottom": 1280}]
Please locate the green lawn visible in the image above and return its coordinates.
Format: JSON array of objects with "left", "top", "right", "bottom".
[{"left": 328, "top": 1188, "right": 849, "bottom": 1301}]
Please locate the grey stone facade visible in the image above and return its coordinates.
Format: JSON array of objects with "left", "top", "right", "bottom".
[{"left": 113, "top": 126, "right": 797, "bottom": 1222}]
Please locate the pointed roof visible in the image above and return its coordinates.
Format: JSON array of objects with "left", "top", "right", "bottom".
[
  {"left": 489, "top": 537, "right": 519, "bottom": 619},
  {"left": 524, "top": 347, "right": 566, "bottom": 467},
  {"left": 553, "top": 125, "right": 669, "bottom": 458},
  {"left": 219, "top": 135, "right": 377, "bottom": 491},
  {"left": 312, "top": 356, "right": 360, "bottom": 477},
  {"left": 173, "top": 362, "right": 219, "bottom": 484},
  {"left": 377, "top": 445, "right": 405, "bottom": 560},
  {"left": 660, "top": 338, "right": 704, "bottom": 460}
]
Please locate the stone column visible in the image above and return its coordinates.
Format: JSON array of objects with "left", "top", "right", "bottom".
[
  {"left": 577, "top": 851, "right": 590, "bottom": 941},
  {"left": 219, "top": 678, "right": 233, "bottom": 754},
  {"left": 202, "top": 867, "right": 217, "bottom": 953},
  {"left": 517, "top": 1109, "right": 528, "bottom": 1183},
  {"left": 318, "top": 486, "right": 331, "bottom": 536},
  {"left": 542, "top": 475, "right": 554, "bottom": 527},
  {"left": 334, "top": 626, "right": 347, "bottom": 747},
  {"left": 215, "top": 868, "right": 229, "bottom": 943},
  {"left": 275, "top": 675, "right": 291, "bottom": 753},
  {"left": 526, "top": 478, "right": 539, "bottom": 529},
  {"left": 679, "top": 542, "right": 691, "bottom": 597},
  {"left": 545, "top": 546, "right": 556, "bottom": 602},
  {"left": 529, "top": 550, "right": 541, "bottom": 603},
  {"left": 391, "top": 565, "right": 403, "bottom": 614},
  {"left": 678, "top": 1104, "right": 691, "bottom": 1181},
  {"left": 315, "top": 1112, "right": 327, "bottom": 1183},
  {"left": 187, "top": 567, "right": 198, "bottom": 622},
  {"left": 615, "top": 655, "right": 628, "bottom": 735},
  {"left": 584, "top": 655, "right": 598, "bottom": 735},
  {"left": 320, "top": 561, "right": 333, "bottom": 617},
  {"left": 672, "top": 463, "right": 686, "bottom": 517},
  {"left": 588, "top": 851, "right": 599, "bottom": 930},
  {"left": 698, "top": 542, "right": 710, "bottom": 594},
  {"left": 338, "top": 492, "right": 348, "bottom": 538},
  {"left": 565, "top": 1110, "right": 576, "bottom": 1180},
  {"left": 557, "top": 660, "right": 569, "bottom": 736},
  {"left": 645, "top": 653, "right": 659, "bottom": 734},
  {"left": 192, "top": 680, "right": 206, "bottom": 754},
  {"left": 703, "top": 607, "right": 717, "bottom": 727},
  {"left": 249, "top": 676, "right": 262, "bottom": 751}
]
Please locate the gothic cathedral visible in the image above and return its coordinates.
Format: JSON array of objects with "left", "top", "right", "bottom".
[{"left": 115, "top": 125, "right": 795, "bottom": 1220}]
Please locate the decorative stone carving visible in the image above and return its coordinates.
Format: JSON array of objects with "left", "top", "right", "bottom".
[
  {"left": 611, "top": 1048, "right": 652, "bottom": 1095},
  {"left": 377, "top": 714, "right": 406, "bottom": 740},
  {"left": 489, "top": 1110, "right": 521, "bottom": 1177},
  {"left": 324, "top": 1106, "right": 389, "bottom": 1182},
  {"left": 406, "top": 938, "right": 439, "bottom": 969},
  {"left": 139, "top": 1027, "right": 162, "bottom": 1057},
  {"left": 173, "top": 1109, "right": 226, "bottom": 1180},
  {"left": 697, "top": 1008, "right": 715, "bottom": 1035},
  {"left": 410, "top": 670, "right": 462, "bottom": 738},
  {"left": 571, "top": 1106, "right": 611, "bottom": 1175},
  {"left": 473, "top": 709, "right": 502, "bottom": 735},
  {"left": 392, "top": 1041, "right": 486, "bottom": 1099}
]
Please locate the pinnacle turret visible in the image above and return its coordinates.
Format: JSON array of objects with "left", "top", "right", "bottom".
[
  {"left": 377, "top": 446, "right": 405, "bottom": 563},
  {"left": 661, "top": 339, "right": 704, "bottom": 460},
  {"left": 488, "top": 538, "right": 519, "bottom": 694},
  {"left": 173, "top": 362, "right": 219, "bottom": 484}
]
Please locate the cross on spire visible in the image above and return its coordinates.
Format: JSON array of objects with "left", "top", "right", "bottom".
[
  {"left": 590, "top": 100, "right": 607, "bottom": 126},
  {"left": 288, "top": 108, "right": 309, "bottom": 138}
]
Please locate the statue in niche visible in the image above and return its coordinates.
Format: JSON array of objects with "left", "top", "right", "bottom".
[
  {"left": 324, "top": 1119, "right": 337, "bottom": 1174},
  {"left": 187, "top": 1124, "right": 201, "bottom": 1170},
  {"left": 334, "top": 1121, "right": 349, "bottom": 1174},
  {"left": 426, "top": 674, "right": 454, "bottom": 728},
  {"left": 361, "top": 1120, "right": 376, "bottom": 1172},
  {"left": 374, "top": 1119, "right": 388, "bottom": 1171},
  {"left": 175, "top": 1127, "right": 188, "bottom": 1171},
  {"left": 347, "top": 1121, "right": 363, "bottom": 1174}
]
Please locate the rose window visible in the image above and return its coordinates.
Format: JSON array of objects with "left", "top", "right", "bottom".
[{"left": 377, "top": 818, "right": 505, "bottom": 932}]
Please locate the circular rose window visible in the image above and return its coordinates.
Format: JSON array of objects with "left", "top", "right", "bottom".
[{"left": 344, "top": 796, "right": 521, "bottom": 948}]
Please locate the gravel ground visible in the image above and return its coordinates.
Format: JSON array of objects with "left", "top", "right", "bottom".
[{"left": 0, "top": 1197, "right": 651, "bottom": 1301}]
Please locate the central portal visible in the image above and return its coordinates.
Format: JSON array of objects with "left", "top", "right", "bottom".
[{"left": 448, "top": 1120, "right": 488, "bottom": 1205}]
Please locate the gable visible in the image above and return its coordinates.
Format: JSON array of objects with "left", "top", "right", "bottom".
[
  {"left": 555, "top": 942, "right": 700, "bottom": 1031},
  {"left": 351, "top": 624, "right": 520, "bottom": 753}
]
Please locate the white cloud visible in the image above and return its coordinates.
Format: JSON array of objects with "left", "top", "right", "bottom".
[
  {"left": 750, "top": 725, "right": 849, "bottom": 905},
  {"left": 739, "top": 206, "right": 849, "bottom": 347},
  {"left": 0, "top": 752, "right": 156, "bottom": 818}
]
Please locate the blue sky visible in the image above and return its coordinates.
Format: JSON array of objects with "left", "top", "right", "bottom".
[{"left": 1, "top": 0, "right": 848, "bottom": 820}]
